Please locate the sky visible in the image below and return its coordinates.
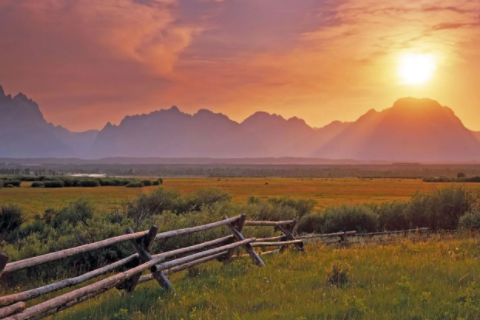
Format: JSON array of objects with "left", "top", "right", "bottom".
[{"left": 0, "top": 0, "right": 479, "bottom": 132}]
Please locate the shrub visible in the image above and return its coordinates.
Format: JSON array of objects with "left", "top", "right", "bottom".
[
  {"left": 61, "top": 178, "right": 79, "bottom": 187},
  {"left": 0, "top": 204, "right": 24, "bottom": 234},
  {"left": 126, "top": 181, "right": 144, "bottom": 188},
  {"left": 158, "top": 178, "right": 163, "bottom": 185},
  {"left": 31, "top": 181, "right": 44, "bottom": 188},
  {"left": 152, "top": 180, "right": 160, "bottom": 186},
  {"left": 376, "top": 201, "right": 411, "bottom": 231},
  {"left": 50, "top": 199, "right": 95, "bottom": 228},
  {"left": 126, "top": 188, "right": 182, "bottom": 227},
  {"left": 297, "top": 214, "right": 326, "bottom": 234},
  {"left": 187, "top": 188, "right": 232, "bottom": 211},
  {"left": 408, "top": 186, "right": 478, "bottom": 230},
  {"left": 459, "top": 211, "right": 480, "bottom": 229},
  {"left": 78, "top": 180, "right": 100, "bottom": 187},
  {"left": 457, "top": 172, "right": 467, "bottom": 179},
  {"left": 44, "top": 180, "right": 65, "bottom": 188},
  {"left": 99, "top": 179, "right": 124, "bottom": 186},
  {"left": 5, "top": 180, "right": 21, "bottom": 187},
  {"left": 5, "top": 184, "right": 14, "bottom": 188},
  {"left": 141, "top": 180, "right": 153, "bottom": 187},
  {"left": 325, "top": 261, "right": 351, "bottom": 287},
  {"left": 10, "top": 219, "right": 48, "bottom": 241},
  {"left": 267, "top": 197, "right": 316, "bottom": 220},
  {"left": 322, "top": 205, "right": 378, "bottom": 233}
]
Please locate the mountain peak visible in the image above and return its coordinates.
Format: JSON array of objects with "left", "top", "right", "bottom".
[
  {"left": 169, "top": 105, "right": 180, "bottom": 112},
  {"left": 392, "top": 97, "right": 442, "bottom": 109}
]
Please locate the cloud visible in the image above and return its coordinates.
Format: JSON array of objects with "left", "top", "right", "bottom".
[{"left": 0, "top": 0, "right": 479, "bottom": 131}]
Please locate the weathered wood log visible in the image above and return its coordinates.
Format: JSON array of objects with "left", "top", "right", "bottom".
[
  {"left": 251, "top": 240, "right": 303, "bottom": 247},
  {"left": 150, "top": 235, "right": 233, "bottom": 263},
  {"left": 221, "top": 215, "right": 246, "bottom": 263},
  {"left": 244, "top": 220, "right": 295, "bottom": 227},
  {"left": 155, "top": 215, "right": 242, "bottom": 240},
  {"left": 255, "top": 235, "right": 284, "bottom": 242},
  {"left": 0, "top": 254, "right": 138, "bottom": 308},
  {"left": 278, "top": 219, "right": 303, "bottom": 253},
  {"left": 138, "top": 251, "right": 228, "bottom": 284},
  {"left": 124, "top": 226, "right": 172, "bottom": 293},
  {"left": 3, "top": 217, "right": 242, "bottom": 275},
  {"left": 3, "top": 238, "right": 255, "bottom": 320},
  {"left": 297, "top": 231, "right": 357, "bottom": 240},
  {"left": 0, "top": 235, "right": 234, "bottom": 309},
  {"left": 224, "top": 215, "right": 265, "bottom": 267},
  {"left": 356, "top": 228, "right": 429, "bottom": 237},
  {"left": 0, "top": 302, "right": 25, "bottom": 318},
  {"left": 142, "top": 225, "right": 159, "bottom": 251},
  {"left": 3, "top": 230, "right": 149, "bottom": 274},
  {"left": 0, "top": 252, "right": 8, "bottom": 281}
]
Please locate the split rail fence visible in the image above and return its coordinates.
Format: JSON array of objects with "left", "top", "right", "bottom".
[
  {"left": 0, "top": 215, "right": 305, "bottom": 320},
  {"left": 0, "top": 213, "right": 433, "bottom": 320}
]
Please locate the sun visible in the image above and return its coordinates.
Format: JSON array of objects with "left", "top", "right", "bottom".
[{"left": 398, "top": 53, "right": 436, "bottom": 85}]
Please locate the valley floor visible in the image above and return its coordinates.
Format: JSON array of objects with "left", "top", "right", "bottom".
[
  {"left": 53, "top": 234, "right": 480, "bottom": 320},
  {"left": 2, "top": 178, "right": 480, "bottom": 217}
]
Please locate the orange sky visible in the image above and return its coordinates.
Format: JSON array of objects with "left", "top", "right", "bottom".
[{"left": 1, "top": 0, "right": 479, "bottom": 132}]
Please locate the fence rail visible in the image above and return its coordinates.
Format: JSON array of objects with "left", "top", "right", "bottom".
[
  {"left": 0, "top": 215, "right": 305, "bottom": 320},
  {"left": 0, "top": 214, "right": 436, "bottom": 320}
]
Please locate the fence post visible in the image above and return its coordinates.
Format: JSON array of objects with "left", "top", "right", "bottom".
[
  {"left": 0, "top": 252, "right": 8, "bottom": 282},
  {"left": 219, "top": 215, "right": 246, "bottom": 264},
  {"left": 223, "top": 215, "right": 265, "bottom": 267},
  {"left": 122, "top": 226, "right": 174, "bottom": 293},
  {"left": 278, "top": 219, "right": 304, "bottom": 253}
]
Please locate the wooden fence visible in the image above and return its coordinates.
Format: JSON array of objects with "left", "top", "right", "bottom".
[{"left": 0, "top": 215, "right": 305, "bottom": 320}]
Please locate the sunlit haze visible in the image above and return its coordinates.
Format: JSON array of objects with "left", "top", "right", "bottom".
[{"left": 0, "top": 1, "right": 480, "bottom": 131}]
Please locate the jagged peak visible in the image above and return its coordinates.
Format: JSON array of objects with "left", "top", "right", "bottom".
[
  {"left": 242, "top": 111, "right": 287, "bottom": 124},
  {"left": 194, "top": 109, "right": 233, "bottom": 122},
  {"left": 102, "top": 122, "right": 117, "bottom": 130}
]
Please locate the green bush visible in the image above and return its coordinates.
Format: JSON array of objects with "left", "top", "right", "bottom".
[
  {"left": 142, "top": 180, "right": 153, "bottom": 187},
  {"left": 0, "top": 204, "right": 24, "bottom": 234},
  {"left": 44, "top": 180, "right": 65, "bottom": 188},
  {"left": 322, "top": 205, "right": 378, "bottom": 233},
  {"left": 459, "top": 211, "right": 480, "bottom": 229},
  {"left": 50, "top": 199, "right": 95, "bottom": 228},
  {"left": 375, "top": 201, "right": 411, "bottom": 231},
  {"left": 267, "top": 197, "right": 316, "bottom": 220},
  {"left": 408, "top": 186, "right": 478, "bottom": 230},
  {"left": 31, "top": 181, "right": 44, "bottom": 188},
  {"left": 187, "top": 188, "right": 232, "bottom": 211},
  {"left": 152, "top": 180, "right": 160, "bottom": 186},
  {"left": 60, "top": 178, "right": 79, "bottom": 187},
  {"left": 126, "top": 181, "right": 144, "bottom": 188},
  {"left": 5, "top": 180, "right": 21, "bottom": 187},
  {"left": 78, "top": 180, "right": 101, "bottom": 187},
  {"left": 297, "top": 214, "right": 326, "bottom": 234}
]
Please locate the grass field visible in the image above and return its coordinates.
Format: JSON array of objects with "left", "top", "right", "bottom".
[
  {"left": 1, "top": 178, "right": 480, "bottom": 217},
  {"left": 50, "top": 235, "right": 480, "bottom": 320}
]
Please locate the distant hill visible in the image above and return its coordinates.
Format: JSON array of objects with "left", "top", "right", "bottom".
[
  {"left": 314, "top": 98, "right": 480, "bottom": 162},
  {"left": 90, "top": 107, "right": 267, "bottom": 158},
  {"left": 0, "top": 86, "right": 98, "bottom": 158},
  {"left": 1, "top": 84, "right": 480, "bottom": 162}
]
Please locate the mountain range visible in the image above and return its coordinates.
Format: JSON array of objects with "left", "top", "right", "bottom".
[{"left": 1, "top": 85, "right": 480, "bottom": 162}]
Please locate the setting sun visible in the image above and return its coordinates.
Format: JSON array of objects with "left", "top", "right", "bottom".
[{"left": 399, "top": 53, "right": 437, "bottom": 85}]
